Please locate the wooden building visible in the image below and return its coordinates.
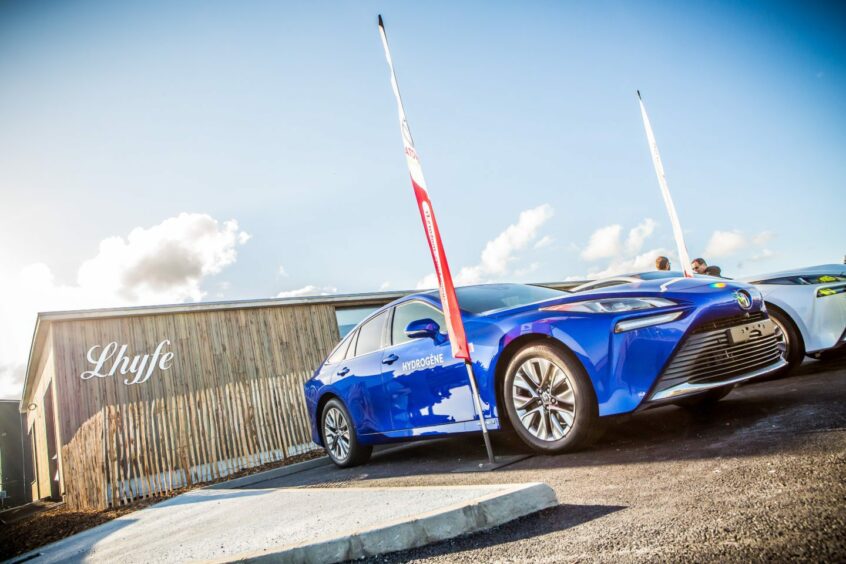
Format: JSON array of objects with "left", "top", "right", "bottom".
[{"left": 19, "top": 291, "right": 403, "bottom": 510}]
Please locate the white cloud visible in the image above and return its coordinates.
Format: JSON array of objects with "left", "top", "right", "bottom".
[
  {"left": 379, "top": 281, "right": 392, "bottom": 291},
  {"left": 0, "top": 213, "right": 250, "bottom": 399},
  {"left": 587, "top": 247, "right": 673, "bottom": 279},
  {"left": 278, "top": 266, "right": 289, "bottom": 277},
  {"left": 751, "top": 231, "right": 775, "bottom": 246},
  {"left": 534, "top": 235, "right": 554, "bottom": 249},
  {"left": 416, "top": 273, "right": 439, "bottom": 290},
  {"left": 276, "top": 285, "right": 338, "bottom": 298},
  {"left": 580, "top": 224, "right": 622, "bottom": 261},
  {"left": 514, "top": 262, "right": 541, "bottom": 277},
  {"left": 416, "top": 204, "right": 554, "bottom": 289},
  {"left": 704, "top": 230, "right": 746, "bottom": 258},
  {"left": 577, "top": 219, "right": 673, "bottom": 278},
  {"left": 625, "top": 218, "right": 657, "bottom": 254}
]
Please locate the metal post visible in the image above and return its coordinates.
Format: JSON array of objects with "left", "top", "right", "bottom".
[{"left": 464, "top": 361, "right": 495, "bottom": 464}]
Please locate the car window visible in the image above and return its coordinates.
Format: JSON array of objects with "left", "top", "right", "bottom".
[
  {"left": 392, "top": 301, "right": 446, "bottom": 346},
  {"left": 587, "top": 280, "right": 630, "bottom": 290},
  {"left": 354, "top": 311, "right": 388, "bottom": 356},
  {"left": 445, "top": 284, "right": 566, "bottom": 314},
  {"left": 325, "top": 331, "right": 354, "bottom": 364}
]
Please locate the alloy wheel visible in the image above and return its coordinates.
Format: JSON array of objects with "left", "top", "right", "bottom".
[
  {"left": 512, "top": 357, "right": 576, "bottom": 441},
  {"left": 324, "top": 406, "right": 351, "bottom": 461}
]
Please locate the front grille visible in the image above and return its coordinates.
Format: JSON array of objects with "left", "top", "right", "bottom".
[
  {"left": 652, "top": 314, "right": 782, "bottom": 395},
  {"left": 691, "top": 311, "right": 765, "bottom": 334}
]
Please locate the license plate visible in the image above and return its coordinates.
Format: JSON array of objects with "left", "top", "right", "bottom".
[{"left": 728, "top": 319, "right": 776, "bottom": 345}]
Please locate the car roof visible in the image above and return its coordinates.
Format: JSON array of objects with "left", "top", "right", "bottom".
[{"left": 740, "top": 264, "right": 846, "bottom": 282}]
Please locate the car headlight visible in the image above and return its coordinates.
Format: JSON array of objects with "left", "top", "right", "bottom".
[
  {"left": 817, "top": 284, "right": 846, "bottom": 298},
  {"left": 541, "top": 297, "right": 676, "bottom": 313}
]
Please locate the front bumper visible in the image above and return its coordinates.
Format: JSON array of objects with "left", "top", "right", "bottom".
[
  {"left": 649, "top": 357, "right": 786, "bottom": 401},
  {"left": 646, "top": 313, "right": 786, "bottom": 402}
]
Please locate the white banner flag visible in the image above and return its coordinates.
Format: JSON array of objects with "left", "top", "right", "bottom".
[{"left": 637, "top": 91, "right": 694, "bottom": 278}]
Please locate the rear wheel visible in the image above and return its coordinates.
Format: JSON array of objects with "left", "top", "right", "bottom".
[
  {"left": 767, "top": 305, "right": 804, "bottom": 372},
  {"left": 321, "top": 398, "right": 372, "bottom": 468},
  {"left": 502, "top": 344, "right": 600, "bottom": 454}
]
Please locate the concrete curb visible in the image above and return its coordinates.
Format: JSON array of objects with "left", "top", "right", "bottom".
[
  {"left": 204, "top": 455, "right": 331, "bottom": 491},
  {"left": 219, "top": 482, "right": 558, "bottom": 563}
]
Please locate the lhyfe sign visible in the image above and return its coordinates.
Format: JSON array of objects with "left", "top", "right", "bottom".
[{"left": 81, "top": 340, "right": 175, "bottom": 385}]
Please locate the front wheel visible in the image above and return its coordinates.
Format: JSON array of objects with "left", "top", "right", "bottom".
[
  {"left": 502, "top": 344, "right": 600, "bottom": 454},
  {"left": 321, "top": 398, "right": 372, "bottom": 468}
]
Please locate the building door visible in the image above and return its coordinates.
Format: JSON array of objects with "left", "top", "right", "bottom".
[{"left": 42, "top": 384, "right": 60, "bottom": 500}]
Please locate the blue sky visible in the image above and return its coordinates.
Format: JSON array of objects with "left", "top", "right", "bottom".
[{"left": 0, "top": 0, "right": 844, "bottom": 396}]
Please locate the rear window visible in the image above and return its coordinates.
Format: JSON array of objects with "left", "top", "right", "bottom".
[
  {"left": 325, "top": 332, "right": 354, "bottom": 364},
  {"left": 450, "top": 284, "right": 566, "bottom": 314}
]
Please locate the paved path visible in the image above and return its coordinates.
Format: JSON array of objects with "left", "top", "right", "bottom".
[{"left": 14, "top": 484, "right": 555, "bottom": 563}]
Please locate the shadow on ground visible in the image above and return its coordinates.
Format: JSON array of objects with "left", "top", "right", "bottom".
[{"left": 358, "top": 503, "right": 626, "bottom": 563}]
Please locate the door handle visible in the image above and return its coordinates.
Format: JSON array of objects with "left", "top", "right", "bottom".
[
  {"left": 382, "top": 354, "right": 399, "bottom": 365},
  {"left": 337, "top": 367, "right": 350, "bottom": 376}
]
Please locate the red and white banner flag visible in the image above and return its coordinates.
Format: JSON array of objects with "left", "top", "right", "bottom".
[
  {"left": 378, "top": 15, "right": 471, "bottom": 361},
  {"left": 637, "top": 91, "right": 694, "bottom": 278}
]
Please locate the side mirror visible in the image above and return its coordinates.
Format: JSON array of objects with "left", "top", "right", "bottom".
[{"left": 405, "top": 318, "right": 442, "bottom": 341}]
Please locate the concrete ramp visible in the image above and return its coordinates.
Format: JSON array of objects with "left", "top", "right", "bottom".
[{"left": 14, "top": 483, "right": 557, "bottom": 563}]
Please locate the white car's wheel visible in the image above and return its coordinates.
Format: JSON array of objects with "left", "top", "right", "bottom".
[{"left": 767, "top": 305, "right": 804, "bottom": 371}]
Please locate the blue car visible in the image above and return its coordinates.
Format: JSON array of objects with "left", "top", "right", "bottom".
[{"left": 304, "top": 280, "right": 786, "bottom": 467}]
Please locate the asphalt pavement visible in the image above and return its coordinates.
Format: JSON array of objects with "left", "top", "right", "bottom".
[
  {"left": 15, "top": 356, "right": 845, "bottom": 563},
  {"left": 243, "top": 355, "right": 846, "bottom": 562}
]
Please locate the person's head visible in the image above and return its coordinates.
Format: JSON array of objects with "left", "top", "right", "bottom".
[
  {"left": 691, "top": 258, "right": 708, "bottom": 274},
  {"left": 655, "top": 256, "right": 670, "bottom": 271},
  {"left": 705, "top": 265, "right": 722, "bottom": 277}
]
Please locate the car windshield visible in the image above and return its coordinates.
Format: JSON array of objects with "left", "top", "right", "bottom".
[
  {"left": 427, "top": 284, "right": 567, "bottom": 314},
  {"left": 636, "top": 271, "right": 684, "bottom": 279}
]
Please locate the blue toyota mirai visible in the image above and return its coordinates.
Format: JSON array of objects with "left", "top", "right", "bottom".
[{"left": 304, "top": 280, "right": 787, "bottom": 467}]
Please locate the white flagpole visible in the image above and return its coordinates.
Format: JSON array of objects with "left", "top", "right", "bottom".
[
  {"left": 637, "top": 91, "right": 694, "bottom": 278},
  {"left": 378, "top": 15, "right": 495, "bottom": 463}
]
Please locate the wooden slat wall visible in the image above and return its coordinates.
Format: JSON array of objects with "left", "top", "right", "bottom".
[{"left": 52, "top": 303, "right": 343, "bottom": 510}]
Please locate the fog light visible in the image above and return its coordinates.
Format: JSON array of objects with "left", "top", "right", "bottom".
[{"left": 614, "top": 311, "right": 684, "bottom": 333}]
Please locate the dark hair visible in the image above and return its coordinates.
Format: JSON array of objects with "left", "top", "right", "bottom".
[
  {"left": 692, "top": 257, "right": 707, "bottom": 267},
  {"left": 705, "top": 265, "right": 722, "bottom": 277},
  {"left": 655, "top": 256, "right": 670, "bottom": 270}
]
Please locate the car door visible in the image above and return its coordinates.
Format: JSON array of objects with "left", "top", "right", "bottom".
[
  {"left": 330, "top": 310, "right": 393, "bottom": 435},
  {"left": 381, "top": 300, "right": 475, "bottom": 432}
]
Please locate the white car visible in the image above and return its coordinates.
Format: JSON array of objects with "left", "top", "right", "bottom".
[
  {"left": 572, "top": 265, "right": 846, "bottom": 370},
  {"left": 740, "top": 264, "right": 846, "bottom": 368}
]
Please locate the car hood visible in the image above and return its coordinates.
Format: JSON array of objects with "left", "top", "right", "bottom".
[{"left": 483, "top": 277, "right": 744, "bottom": 318}]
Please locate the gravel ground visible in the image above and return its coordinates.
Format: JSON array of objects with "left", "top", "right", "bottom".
[{"left": 249, "top": 355, "right": 846, "bottom": 563}]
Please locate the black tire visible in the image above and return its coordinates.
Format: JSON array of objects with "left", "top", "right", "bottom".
[
  {"left": 502, "top": 344, "right": 600, "bottom": 454},
  {"left": 321, "top": 398, "right": 372, "bottom": 468},
  {"left": 767, "top": 304, "right": 804, "bottom": 372},
  {"left": 673, "top": 385, "right": 732, "bottom": 411}
]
